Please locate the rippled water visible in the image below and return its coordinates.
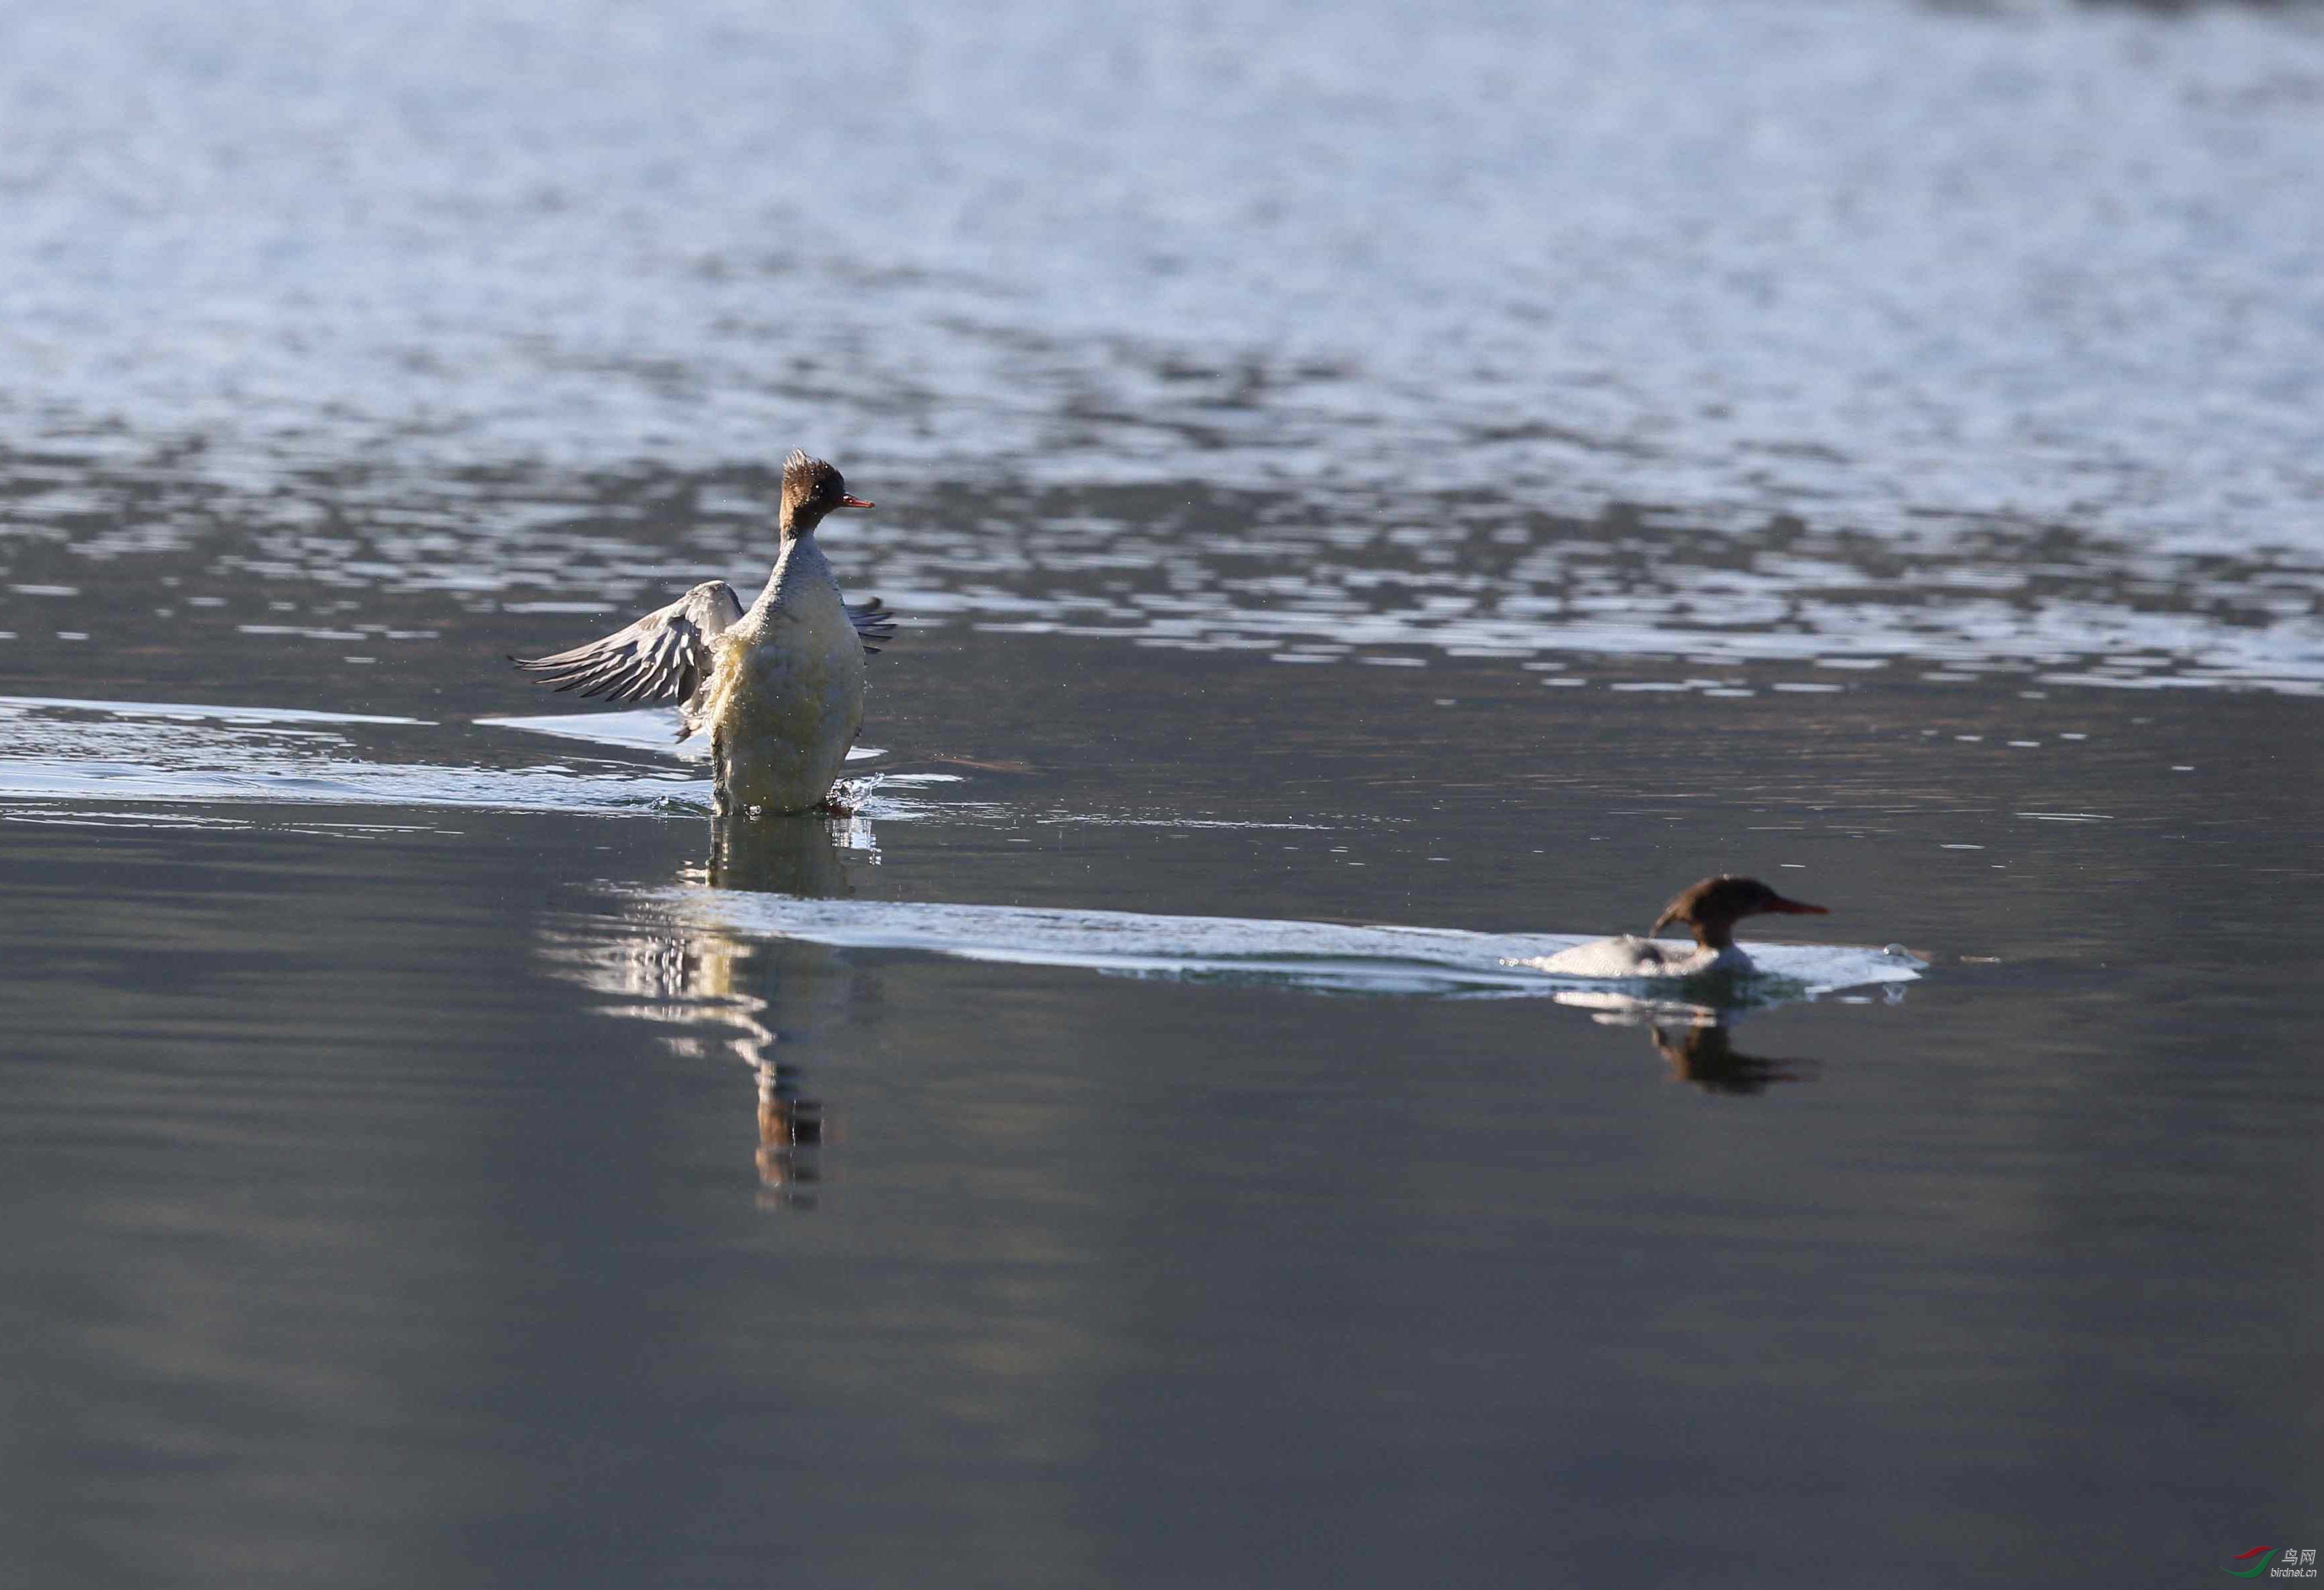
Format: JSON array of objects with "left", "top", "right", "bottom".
[
  {"left": 5, "top": 1, "right": 2324, "bottom": 1587},
  {"left": 6, "top": 0, "right": 2324, "bottom": 693}
]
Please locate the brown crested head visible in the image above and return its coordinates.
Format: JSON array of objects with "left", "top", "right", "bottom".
[
  {"left": 779, "top": 450, "right": 874, "bottom": 538},
  {"left": 1649, "top": 874, "right": 1829, "bottom": 950}
]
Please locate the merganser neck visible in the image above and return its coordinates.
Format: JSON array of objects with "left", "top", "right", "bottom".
[{"left": 755, "top": 533, "right": 835, "bottom": 613}]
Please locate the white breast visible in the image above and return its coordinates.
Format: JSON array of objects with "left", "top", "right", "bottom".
[
  {"left": 703, "top": 548, "right": 866, "bottom": 814},
  {"left": 1520, "top": 937, "right": 1745, "bottom": 980}
]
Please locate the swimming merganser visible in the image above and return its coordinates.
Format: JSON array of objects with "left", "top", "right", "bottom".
[
  {"left": 511, "top": 451, "right": 897, "bottom": 815},
  {"left": 1527, "top": 875, "right": 1830, "bottom": 979}
]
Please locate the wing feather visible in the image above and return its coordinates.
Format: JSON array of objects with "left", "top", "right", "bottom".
[
  {"left": 509, "top": 580, "right": 742, "bottom": 705},
  {"left": 847, "top": 596, "right": 899, "bottom": 654}
]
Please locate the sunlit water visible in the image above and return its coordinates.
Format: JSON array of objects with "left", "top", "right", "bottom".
[
  {"left": 6, "top": 0, "right": 2324, "bottom": 693},
  {"left": 5, "top": 2, "right": 2324, "bottom": 1587}
]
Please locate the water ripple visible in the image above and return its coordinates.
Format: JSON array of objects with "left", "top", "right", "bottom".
[{"left": 652, "top": 885, "right": 1926, "bottom": 1008}]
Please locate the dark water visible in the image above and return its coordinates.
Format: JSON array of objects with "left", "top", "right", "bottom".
[{"left": 6, "top": 2, "right": 2324, "bottom": 1586}]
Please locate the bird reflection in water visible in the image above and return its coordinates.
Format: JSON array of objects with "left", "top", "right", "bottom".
[
  {"left": 709, "top": 814, "right": 869, "bottom": 1202},
  {"left": 539, "top": 811, "right": 876, "bottom": 1207},
  {"left": 1647, "top": 1021, "right": 1817, "bottom": 1095},
  {"left": 1553, "top": 991, "right": 1819, "bottom": 1096},
  {"left": 707, "top": 805, "right": 872, "bottom": 895},
  {"left": 712, "top": 813, "right": 882, "bottom": 1201}
]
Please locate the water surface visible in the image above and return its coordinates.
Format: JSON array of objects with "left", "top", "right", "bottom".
[{"left": 5, "top": 2, "right": 2324, "bottom": 1586}]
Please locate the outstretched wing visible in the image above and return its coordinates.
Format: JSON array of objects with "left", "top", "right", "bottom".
[
  {"left": 508, "top": 580, "right": 744, "bottom": 705},
  {"left": 847, "top": 596, "right": 899, "bottom": 654}
]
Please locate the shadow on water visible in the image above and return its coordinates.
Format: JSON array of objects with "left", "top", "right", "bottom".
[
  {"left": 1649, "top": 1020, "right": 1818, "bottom": 1096},
  {"left": 1547, "top": 989, "right": 1845, "bottom": 1095}
]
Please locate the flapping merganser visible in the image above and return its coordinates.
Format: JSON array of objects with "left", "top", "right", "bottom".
[
  {"left": 511, "top": 452, "right": 898, "bottom": 815},
  {"left": 1527, "top": 875, "right": 1830, "bottom": 979}
]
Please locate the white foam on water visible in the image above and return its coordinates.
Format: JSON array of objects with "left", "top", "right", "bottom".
[
  {"left": 478, "top": 708, "right": 890, "bottom": 763},
  {"left": 653, "top": 887, "right": 1927, "bottom": 1007},
  {"left": 0, "top": 694, "right": 702, "bottom": 816}
]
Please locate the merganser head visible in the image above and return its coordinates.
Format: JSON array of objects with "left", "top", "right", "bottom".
[
  {"left": 1649, "top": 874, "right": 1829, "bottom": 951},
  {"left": 780, "top": 450, "right": 874, "bottom": 539}
]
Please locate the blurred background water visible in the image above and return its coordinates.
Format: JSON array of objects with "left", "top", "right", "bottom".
[{"left": 3, "top": 1, "right": 2323, "bottom": 1585}]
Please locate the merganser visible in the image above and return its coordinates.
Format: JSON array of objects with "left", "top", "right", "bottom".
[
  {"left": 1527, "top": 875, "right": 1830, "bottom": 979},
  {"left": 511, "top": 451, "right": 898, "bottom": 815}
]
